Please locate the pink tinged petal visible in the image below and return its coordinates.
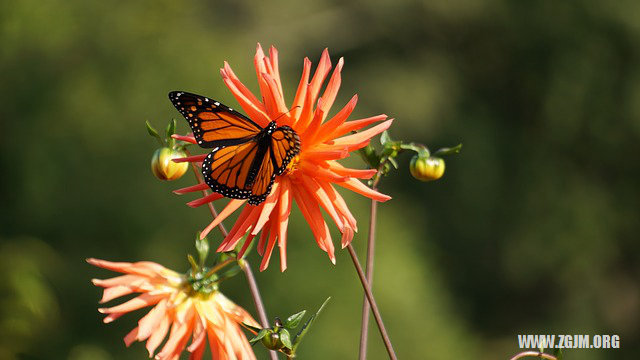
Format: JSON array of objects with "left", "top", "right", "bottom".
[
  {"left": 313, "top": 94, "right": 358, "bottom": 144},
  {"left": 330, "top": 119, "right": 394, "bottom": 149},
  {"left": 172, "top": 154, "right": 207, "bottom": 163},
  {"left": 100, "top": 285, "right": 137, "bottom": 303},
  {"left": 221, "top": 66, "right": 270, "bottom": 128},
  {"left": 99, "top": 293, "right": 166, "bottom": 315},
  {"left": 103, "top": 312, "right": 126, "bottom": 324},
  {"left": 259, "top": 222, "right": 278, "bottom": 271},
  {"left": 91, "top": 274, "right": 143, "bottom": 288},
  {"left": 337, "top": 178, "right": 392, "bottom": 202},
  {"left": 87, "top": 258, "right": 173, "bottom": 278},
  {"left": 291, "top": 57, "right": 312, "bottom": 121},
  {"left": 171, "top": 134, "right": 197, "bottom": 144},
  {"left": 200, "top": 199, "right": 246, "bottom": 239},
  {"left": 250, "top": 181, "right": 280, "bottom": 236},
  {"left": 327, "top": 161, "right": 378, "bottom": 179},
  {"left": 137, "top": 299, "right": 169, "bottom": 341},
  {"left": 207, "top": 328, "right": 225, "bottom": 360},
  {"left": 124, "top": 326, "right": 140, "bottom": 347},
  {"left": 187, "top": 193, "right": 224, "bottom": 208},
  {"left": 187, "top": 318, "right": 207, "bottom": 356},
  {"left": 318, "top": 57, "right": 344, "bottom": 120},
  {"left": 156, "top": 306, "right": 196, "bottom": 360},
  {"left": 146, "top": 312, "right": 171, "bottom": 357},
  {"left": 173, "top": 183, "right": 209, "bottom": 195},
  {"left": 307, "top": 48, "right": 332, "bottom": 110}
]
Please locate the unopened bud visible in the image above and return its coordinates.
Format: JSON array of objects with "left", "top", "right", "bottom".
[
  {"left": 410, "top": 155, "right": 445, "bottom": 181},
  {"left": 151, "top": 147, "right": 189, "bottom": 181},
  {"left": 261, "top": 331, "right": 284, "bottom": 350}
]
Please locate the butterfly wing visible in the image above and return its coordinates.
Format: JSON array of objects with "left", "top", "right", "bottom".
[
  {"left": 270, "top": 126, "right": 301, "bottom": 175},
  {"left": 247, "top": 126, "right": 301, "bottom": 205},
  {"left": 168, "top": 91, "right": 262, "bottom": 148},
  {"left": 201, "top": 141, "right": 261, "bottom": 200}
]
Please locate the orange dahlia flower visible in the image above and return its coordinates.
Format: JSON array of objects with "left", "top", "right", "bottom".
[
  {"left": 174, "top": 45, "right": 392, "bottom": 271},
  {"left": 88, "top": 258, "right": 258, "bottom": 360}
]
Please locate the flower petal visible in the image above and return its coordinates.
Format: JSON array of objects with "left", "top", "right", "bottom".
[
  {"left": 337, "top": 178, "right": 392, "bottom": 202},
  {"left": 200, "top": 199, "right": 246, "bottom": 239}
]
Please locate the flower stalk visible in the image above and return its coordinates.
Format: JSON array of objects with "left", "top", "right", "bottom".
[
  {"left": 183, "top": 152, "right": 278, "bottom": 360},
  {"left": 347, "top": 244, "right": 397, "bottom": 360}
]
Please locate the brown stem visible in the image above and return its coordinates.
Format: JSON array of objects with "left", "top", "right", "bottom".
[
  {"left": 184, "top": 152, "right": 278, "bottom": 360},
  {"left": 347, "top": 244, "right": 397, "bottom": 360},
  {"left": 358, "top": 196, "right": 378, "bottom": 360},
  {"left": 509, "top": 351, "right": 557, "bottom": 360}
]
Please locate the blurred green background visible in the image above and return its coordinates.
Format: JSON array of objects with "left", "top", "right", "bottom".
[{"left": 1, "top": 0, "right": 639, "bottom": 359}]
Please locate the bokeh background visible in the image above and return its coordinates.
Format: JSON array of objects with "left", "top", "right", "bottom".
[{"left": 1, "top": 0, "right": 639, "bottom": 359}]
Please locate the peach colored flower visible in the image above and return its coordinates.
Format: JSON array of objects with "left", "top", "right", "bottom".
[
  {"left": 174, "top": 44, "right": 392, "bottom": 271},
  {"left": 87, "top": 258, "right": 258, "bottom": 360}
]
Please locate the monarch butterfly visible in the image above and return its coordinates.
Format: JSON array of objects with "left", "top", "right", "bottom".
[{"left": 169, "top": 91, "right": 300, "bottom": 205}]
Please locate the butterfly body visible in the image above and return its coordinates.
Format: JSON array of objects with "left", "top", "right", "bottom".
[{"left": 169, "top": 91, "right": 300, "bottom": 205}]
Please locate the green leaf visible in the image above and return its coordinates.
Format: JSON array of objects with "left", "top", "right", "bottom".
[
  {"left": 292, "top": 297, "right": 331, "bottom": 352},
  {"left": 279, "top": 329, "right": 292, "bottom": 349},
  {"left": 195, "top": 234, "right": 209, "bottom": 267},
  {"left": 249, "top": 329, "right": 269, "bottom": 345},
  {"left": 166, "top": 118, "right": 176, "bottom": 138},
  {"left": 145, "top": 120, "right": 164, "bottom": 146},
  {"left": 387, "top": 156, "right": 398, "bottom": 169},
  {"left": 242, "top": 323, "right": 263, "bottom": 333},
  {"left": 284, "top": 310, "right": 306, "bottom": 329},
  {"left": 357, "top": 145, "right": 380, "bottom": 169},
  {"left": 380, "top": 130, "right": 392, "bottom": 145},
  {"left": 434, "top": 143, "right": 462, "bottom": 156}
]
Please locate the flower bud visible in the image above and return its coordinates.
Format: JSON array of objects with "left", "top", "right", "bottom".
[
  {"left": 261, "top": 331, "right": 284, "bottom": 350},
  {"left": 410, "top": 155, "right": 445, "bottom": 181},
  {"left": 151, "top": 147, "right": 189, "bottom": 181}
]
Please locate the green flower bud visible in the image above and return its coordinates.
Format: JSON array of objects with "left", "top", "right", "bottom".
[
  {"left": 151, "top": 147, "right": 189, "bottom": 181},
  {"left": 261, "top": 331, "right": 284, "bottom": 350},
  {"left": 410, "top": 155, "right": 445, "bottom": 181}
]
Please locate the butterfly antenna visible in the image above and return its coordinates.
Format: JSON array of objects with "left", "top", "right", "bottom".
[{"left": 273, "top": 106, "right": 301, "bottom": 122}]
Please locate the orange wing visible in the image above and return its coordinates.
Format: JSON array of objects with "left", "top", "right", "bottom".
[
  {"left": 169, "top": 91, "right": 261, "bottom": 148},
  {"left": 247, "top": 126, "right": 301, "bottom": 204},
  {"left": 201, "top": 141, "right": 261, "bottom": 200},
  {"left": 270, "top": 126, "right": 300, "bottom": 175}
]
